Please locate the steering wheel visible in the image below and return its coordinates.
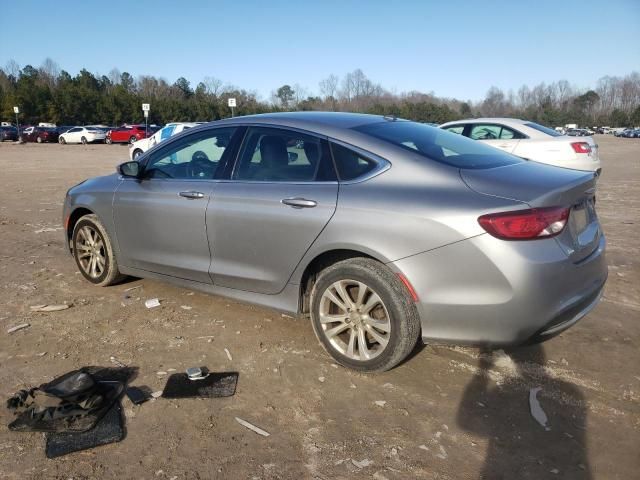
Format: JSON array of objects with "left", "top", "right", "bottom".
[{"left": 187, "top": 151, "right": 211, "bottom": 178}]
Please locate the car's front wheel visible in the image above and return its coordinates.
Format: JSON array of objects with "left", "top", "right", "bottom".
[
  {"left": 59, "top": 136, "right": 66, "bottom": 144},
  {"left": 81, "top": 136, "right": 87, "bottom": 145},
  {"left": 129, "top": 136, "right": 137, "bottom": 144},
  {"left": 310, "top": 258, "right": 420, "bottom": 372},
  {"left": 72, "top": 214, "right": 125, "bottom": 286},
  {"left": 132, "top": 149, "right": 143, "bottom": 159},
  {"left": 36, "top": 136, "right": 43, "bottom": 143}
]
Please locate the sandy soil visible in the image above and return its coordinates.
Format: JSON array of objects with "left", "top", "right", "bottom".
[{"left": 0, "top": 136, "right": 638, "bottom": 479}]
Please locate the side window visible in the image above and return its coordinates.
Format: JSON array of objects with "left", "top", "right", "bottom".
[
  {"left": 470, "top": 124, "right": 501, "bottom": 140},
  {"left": 498, "top": 126, "right": 525, "bottom": 139},
  {"left": 234, "top": 128, "right": 335, "bottom": 182},
  {"left": 145, "top": 127, "right": 237, "bottom": 180},
  {"left": 160, "top": 126, "right": 175, "bottom": 140},
  {"left": 444, "top": 125, "right": 465, "bottom": 135},
  {"left": 471, "top": 124, "right": 525, "bottom": 140},
  {"left": 69, "top": 127, "right": 81, "bottom": 133},
  {"left": 330, "top": 142, "right": 378, "bottom": 181}
]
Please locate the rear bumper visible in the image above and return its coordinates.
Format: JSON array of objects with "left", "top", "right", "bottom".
[{"left": 390, "top": 232, "right": 607, "bottom": 346}]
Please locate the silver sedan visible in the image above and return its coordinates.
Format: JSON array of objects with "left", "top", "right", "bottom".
[{"left": 62, "top": 112, "right": 607, "bottom": 371}]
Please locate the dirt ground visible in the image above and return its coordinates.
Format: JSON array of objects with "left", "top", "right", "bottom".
[{"left": 0, "top": 136, "right": 638, "bottom": 480}]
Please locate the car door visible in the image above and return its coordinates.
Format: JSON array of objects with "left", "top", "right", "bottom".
[
  {"left": 66, "top": 127, "right": 82, "bottom": 143},
  {"left": 113, "top": 127, "right": 240, "bottom": 283},
  {"left": 469, "top": 123, "right": 523, "bottom": 153},
  {"left": 207, "top": 126, "right": 338, "bottom": 294}
]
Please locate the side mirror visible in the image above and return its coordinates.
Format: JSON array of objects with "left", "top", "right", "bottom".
[
  {"left": 118, "top": 161, "right": 141, "bottom": 178},
  {"left": 288, "top": 151, "right": 299, "bottom": 163}
]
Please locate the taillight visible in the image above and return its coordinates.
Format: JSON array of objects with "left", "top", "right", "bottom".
[
  {"left": 478, "top": 207, "right": 570, "bottom": 240},
  {"left": 571, "top": 142, "right": 591, "bottom": 154}
]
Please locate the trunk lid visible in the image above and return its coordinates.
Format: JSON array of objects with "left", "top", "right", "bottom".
[{"left": 461, "top": 161, "right": 602, "bottom": 263}]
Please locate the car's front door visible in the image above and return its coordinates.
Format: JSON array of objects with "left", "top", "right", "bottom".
[
  {"left": 469, "top": 123, "right": 523, "bottom": 153},
  {"left": 66, "top": 127, "right": 82, "bottom": 143},
  {"left": 113, "top": 127, "right": 239, "bottom": 283},
  {"left": 207, "top": 126, "right": 338, "bottom": 294}
]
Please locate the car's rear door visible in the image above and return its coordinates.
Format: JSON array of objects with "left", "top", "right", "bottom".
[
  {"left": 207, "top": 126, "right": 338, "bottom": 294},
  {"left": 113, "top": 127, "right": 240, "bottom": 283},
  {"left": 469, "top": 123, "right": 523, "bottom": 153}
]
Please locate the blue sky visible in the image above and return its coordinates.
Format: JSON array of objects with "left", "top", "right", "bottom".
[{"left": 1, "top": 0, "right": 638, "bottom": 101}]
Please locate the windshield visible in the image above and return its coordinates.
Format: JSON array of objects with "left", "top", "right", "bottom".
[
  {"left": 524, "top": 122, "right": 562, "bottom": 137},
  {"left": 354, "top": 121, "right": 523, "bottom": 169}
]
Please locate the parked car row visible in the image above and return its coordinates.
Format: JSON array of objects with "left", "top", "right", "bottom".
[
  {"left": 614, "top": 128, "right": 640, "bottom": 138},
  {"left": 0, "top": 123, "right": 163, "bottom": 144}
]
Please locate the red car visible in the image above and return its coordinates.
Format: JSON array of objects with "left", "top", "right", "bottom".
[
  {"left": 106, "top": 125, "right": 150, "bottom": 144},
  {"left": 23, "top": 126, "right": 60, "bottom": 143}
]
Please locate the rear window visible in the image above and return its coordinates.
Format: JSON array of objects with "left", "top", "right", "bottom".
[
  {"left": 524, "top": 122, "right": 562, "bottom": 137},
  {"left": 354, "top": 121, "right": 522, "bottom": 169}
]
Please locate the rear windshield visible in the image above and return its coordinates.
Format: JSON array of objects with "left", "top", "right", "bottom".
[
  {"left": 524, "top": 122, "right": 562, "bottom": 137},
  {"left": 354, "top": 121, "right": 522, "bottom": 169}
]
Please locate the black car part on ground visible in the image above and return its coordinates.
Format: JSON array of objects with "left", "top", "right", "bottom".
[
  {"left": 45, "top": 401, "right": 125, "bottom": 458},
  {"left": 6, "top": 366, "right": 134, "bottom": 433},
  {"left": 161, "top": 370, "right": 239, "bottom": 399}
]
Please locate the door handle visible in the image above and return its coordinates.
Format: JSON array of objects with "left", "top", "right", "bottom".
[
  {"left": 281, "top": 197, "right": 317, "bottom": 208},
  {"left": 179, "top": 191, "right": 205, "bottom": 199}
]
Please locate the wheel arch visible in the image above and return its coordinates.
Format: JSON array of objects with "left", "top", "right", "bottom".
[
  {"left": 65, "top": 207, "right": 94, "bottom": 252},
  {"left": 298, "top": 248, "right": 382, "bottom": 314}
]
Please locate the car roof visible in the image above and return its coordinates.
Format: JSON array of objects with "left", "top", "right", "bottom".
[
  {"left": 441, "top": 118, "right": 530, "bottom": 127},
  {"left": 202, "top": 111, "right": 392, "bottom": 139}
]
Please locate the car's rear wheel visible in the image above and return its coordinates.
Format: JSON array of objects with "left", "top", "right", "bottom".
[
  {"left": 310, "top": 258, "right": 420, "bottom": 372},
  {"left": 105, "top": 137, "right": 112, "bottom": 144},
  {"left": 129, "top": 136, "right": 137, "bottom": 144},
  {"left": 36, "top": 136, "right": 43, "bottom": 143},
  {"left": 72, "top": 214, "right": 125, "bottom": 286},
  {"left": 81, "top": 136, "right": 87, "bottom": 145},
  {"left": 59, "top": 136, "right": 66, "bottom": 144},
  {"left": 132, "top": 149, "right": 143, "bottom": 159}
]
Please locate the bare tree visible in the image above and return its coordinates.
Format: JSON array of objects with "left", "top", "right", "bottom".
[
  {"left": 319, "top": 74, "right": 339, "bottom": 99},
  {"left": 4, "top": 59, "right": 20, "bottom": 78},
  {"left": 202, "top": 76, "right": 224, "bottom": 96},
  {"left": 108, "top": 68, "right": 121, "bottom": 85},
  {"left": 38, "top": 58, "right": 60, "bottom": 88}
]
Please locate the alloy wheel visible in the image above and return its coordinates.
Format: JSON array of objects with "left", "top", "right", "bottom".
[
  {"left": 318, "top": 279, "right": 391, "bottom": 361},
  {"left": 75, "top": 225, "right": 106, "bottom": 279}
]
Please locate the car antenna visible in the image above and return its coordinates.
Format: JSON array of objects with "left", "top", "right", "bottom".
[{"left": 383, "top": 114, "right": 397, "bottom": 122}]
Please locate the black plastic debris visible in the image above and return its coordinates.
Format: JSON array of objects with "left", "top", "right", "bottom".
[
  {"left": 45, "top": 401, "right": 125, "bottom": 458},
  {"left": 7, "top": 367, "right": 133, "bottom": 433},
  {"left": 125, "top": 386, "right": 152, "bottom": 405},
  {"left": 161, "top": 371, "right": 238, "bottom": 399}
]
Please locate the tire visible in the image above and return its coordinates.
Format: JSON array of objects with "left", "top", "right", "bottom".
[
  {"left": 132, "top": 149, "right": 143, "bottom": 159},
  {"left": 81, "top": 136, "right": 87, "bottom": 145},
  {"left": 59, "top": 136, "right": 66, "bottom": 144},
  {"left": 72, "top": 214, "right": 126, "bottom": 286},
  {"left": 310, "top": 258, "right": 420, "bottom": 372},
  {"left": 129, "top": 136, "right": 137, "bottom": 144},
  {"left": 106, "top": 137, "right": 112, "bottom": 144},
  {"left": 36, "top": 136, "right": 43, "bottom": 143}
]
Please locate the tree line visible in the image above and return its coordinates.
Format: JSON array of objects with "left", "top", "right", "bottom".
[{"left": 1, "top": 58, "right": 639, "bottom": 128}]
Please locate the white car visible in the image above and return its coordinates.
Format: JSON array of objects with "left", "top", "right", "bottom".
[
  {"left": 58, "top": 126, "right": 106, "bottom": 145},
  {"left": 129, "top": 122, "right": 203, "bottom": 160},
  {"left": 440, "top": 118, "right": 601, "bottom": 174}
]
